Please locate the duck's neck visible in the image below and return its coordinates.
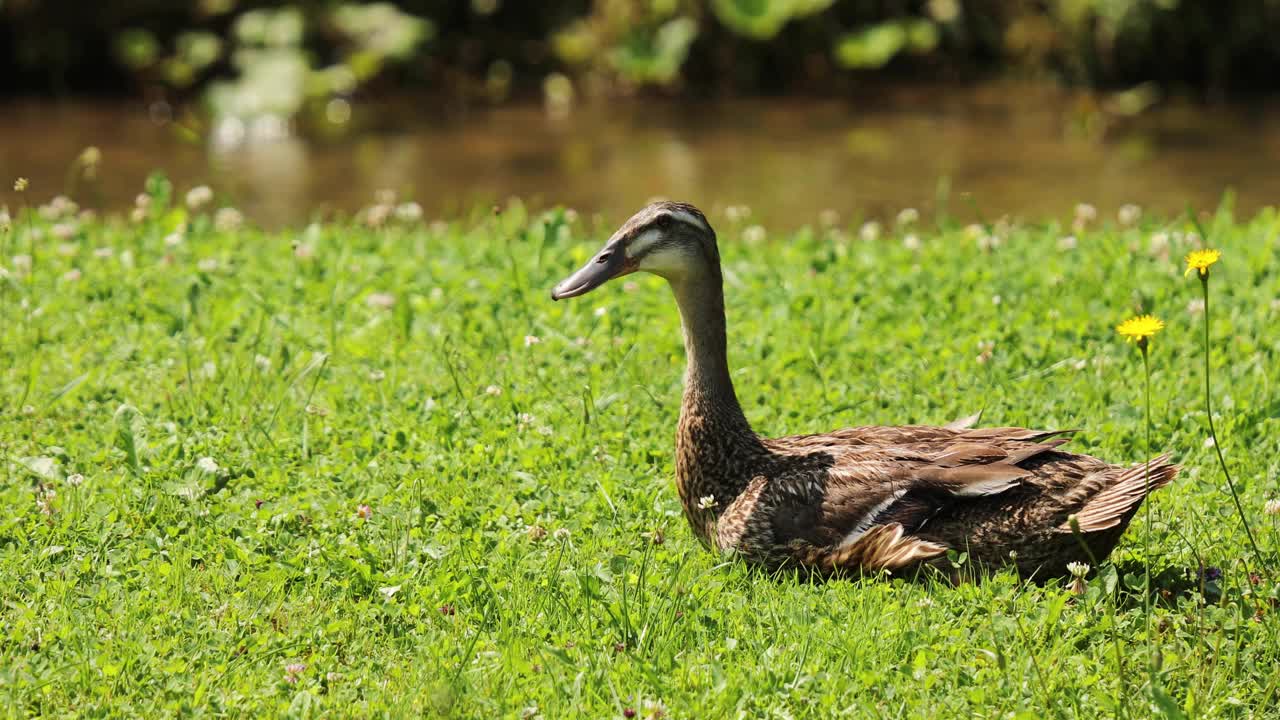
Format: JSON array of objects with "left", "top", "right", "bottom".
[{"left": 669, "top": 269, "right": 765, "bottom": 530}]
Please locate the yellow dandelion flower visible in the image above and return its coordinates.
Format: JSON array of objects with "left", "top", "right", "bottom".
[
  {"left": 1184, "top": 248, "right": 1221, "bottom": 277},
  {"left": 1116, "top": 315, "right": 1165, "bottom": 342}
]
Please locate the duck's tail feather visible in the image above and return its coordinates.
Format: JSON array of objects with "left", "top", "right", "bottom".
[{"left": 1059, "top": 454, "right": 1178, "bottom": 533}]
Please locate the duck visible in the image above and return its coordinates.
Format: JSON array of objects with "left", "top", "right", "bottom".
[{"left": 550, "top": 201, "right": 1178, "bottom": 580}]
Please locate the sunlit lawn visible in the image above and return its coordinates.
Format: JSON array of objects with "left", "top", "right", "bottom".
[{"left": 2, "top": 187, "right": 1279, "bottom": 717}]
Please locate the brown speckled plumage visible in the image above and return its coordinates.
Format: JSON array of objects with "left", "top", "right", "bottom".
[{"left": 552, "top": 201, "right": 1179, "bottom": 580}]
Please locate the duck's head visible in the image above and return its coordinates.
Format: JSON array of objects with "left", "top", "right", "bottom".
[{"left": 551, "top": 201, "right": 719, "bottom": 300}]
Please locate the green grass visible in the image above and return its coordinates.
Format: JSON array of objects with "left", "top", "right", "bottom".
[{"left": 2, "top": 190, "right": 1279, "bottom": 718}]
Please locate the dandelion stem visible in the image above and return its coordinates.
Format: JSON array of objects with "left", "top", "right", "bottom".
[
  {"left": 1141, "top": 344, "right": 1154, "bottom": 665},
  {"left": 1200, "top": 277, "right": 1263, "bottom": 560}
]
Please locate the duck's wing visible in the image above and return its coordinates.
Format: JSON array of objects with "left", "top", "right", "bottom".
[{"left": 773, "top": 425, "right": 1074, "bottom": 574}]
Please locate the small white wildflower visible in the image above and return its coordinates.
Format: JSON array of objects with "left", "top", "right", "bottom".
[
  {"left": 294, "top": 243, "right": 315, "bottom": 259},
  {"left": 12, "top": 254, "right": 32, "bottom": 272},
  {"left": 593, "top": 306, "right": 607, "bottom": 318},
  {"left": 1187, "top": 298, "right": 1205, "bottom": 315},
  {"left": 976, "top": 234, "right": 998, "bottom": 252},
  {"left": 902, "top": 234, "right": 921, "bottom": 251},
  {"left": 51, "top": 223, "right": 77, "bottom": 241},
  {"left": 214, "top": 207, "right": 243, "bottom": 232},
  {"left": 368, "top": 369, "right": 386, "bottom": 381},
  {"left": 524, "top": 335, "right": 541, "bottom": 347},
  {"left": 364, "top": 204, "right": 392, "bottom": 228},
  {"left": 66, "top": 473, "right": 85, "bottom": 487},
  {"left": 485, "top": 385, "right": 502, "bottom": 396},
  {"left": 518, "top": 412, "right": 536, "bottom": 426},
  {"left": 552, "top": 527, "right": 571, "bottom": 541},
  {"left": 1264, "top": 499, "right": 1280, "bottom": 516},
  {"left": 395, "top": 202, "right": 423, "bottom": 223},
  {"left": 197, "top": 258, "right": 218, "bottom": 272},
  {"left": 896, "top": 208, "right": 919, "bottom": 226},
  {"left": 201, "top": 361, "right": 217, "bottom": 379},
  {"left": 304, "top": 404, "right": 329, "bottom": 417},
  {"left": 1073, "top": 203, "right": 1097, "bottom": 225},
  {"left": 164, "top": 232, "right": 184, "bottom": 248},
  {"left": 1058, "top": 235, "right": 1078, "bottom": 251},
  {"left": 254, "top": 354, "right": 272, "bottom": 370},
  {"left": 185, "top": 186, "right": 214, "bottom": 211},
  {"left": 129, "top": 207, "right": 147, "bottom": 224},
  {"left": 859, "top": 221, "right": 881, "bottom": 242},
  {"left": 697, "top": 495, "right": 717, "bottom": 510},
  {"left": 742, "top": 225, "right": 766, "bottom": 243},
  {"left": 991, "top": 294, "right": 1002, "bottom": 306},
  {"left": 21, "top": 404, "right": 36, "bottom": 415},
  {"left": 366, "top": 292, "right": 396, "bottom": 309},
  {"left": 724, "top": 205, "right": 751, "bottom": 223},
  {"left": 521, "top": 705, "right": 540, "bottom": 719},
  {"left": 1148, "top": 232, "right": 1170, "bottom": 256},
  {"left": 135, "top": 193, "right": 151, "bottom": 209},
  {"left": 1118, "top": 204, "right": 1141, "bottom": 227},
  {"left": 378, "top": 585, "right": 401, "bottom": 601},
  {"left": 0, "top": 208, "right": 10, "bottom": 232},
  {"left": 62, "top": 268, "right": 82, "bottom": 282},
  {"left": 1204, "top": 436, "right": 1216, "bottom": 448},
  {"left": 196, "top": 457, "right": 219, "bottom": 474},
  {"left": 1067, "top": 562, "right": 1089, "bottom": 578}
]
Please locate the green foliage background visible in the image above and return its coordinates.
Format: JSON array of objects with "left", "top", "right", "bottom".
[{"left": 4, "top": 0, "right": 1280, "bottom": 107}]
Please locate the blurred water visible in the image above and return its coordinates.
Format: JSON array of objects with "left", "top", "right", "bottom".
[{"left": 1, "top": 85, "right": 1278, "bottom": 227}]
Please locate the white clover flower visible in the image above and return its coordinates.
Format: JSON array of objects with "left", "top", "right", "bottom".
[
  {"left": 1073, "top": 203, "right": 1097, "bottom": 224},
  {"left": 1067, "top": 562, "right": 1089, "bottom": 578},
  {"left": 213, "top": 207, "right": 243, "bottom": 232},
  {"left": 1058, "top": 235, "right": 1078, "bottom": 251},
  {"left": 741, "top": 225, "right": 766, "bottom": 243},
  {"left": 395, "top": 202, "right": 423, "bottom": 223},
  {"left": 185, "top": 186, "right": 214, "bottom": 211},
  {"left": 196, "top": 457, "right": 219, "bottom": 474},
  {"left": 552, "top": 527, "right": 571, "bottom": 540},
  {"left": 593, "top": 306, "right": 607, "bottom": 318},
  {"left": 164, "top": 232, "right": 184, "bottom": 248},
  {"left": 12, "top": 254, "right": 32, "bottom": 272},
  {"left": 896, "top": 208, "right": 919, "bottom": 226},
  {"left": 366, "top": 292, "right": 396, "bottom": 309},
  {"left": 902, "top": 234, "right": 921, "bottom": 251},
  {"left": 524, "top": 335, "right": 541, "bottom": 347},
  {"left": 66, "top": 473, "right": 85, "bottom": 487},
  {"left": 1117, "top": 204, "right": 1141, "bottom": 227},
  {"left": 485, "top": 385, "right": 502, "bottom": 396},
  {"left": 1187, "top": 298, "right": 1205, "bottom": 315},
  {"left": 254, "top": 354, "right": 272, "bottom": 370},
  {"left": 51, "top": 223, "right": 77, "bottom": 241},
  {"left": 1265, "top": 499, "right": 1280, "bottom": 516},
  {"left": 697, "top": 495, "right": 717, "bottom": 510},
  {"left": 368, "top": 369, "right": 386, "bottom": 382}
]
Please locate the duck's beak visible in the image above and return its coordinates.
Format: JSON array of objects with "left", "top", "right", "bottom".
[{"left": 550, "top": 236, "right": 635, "bottom": 300}]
